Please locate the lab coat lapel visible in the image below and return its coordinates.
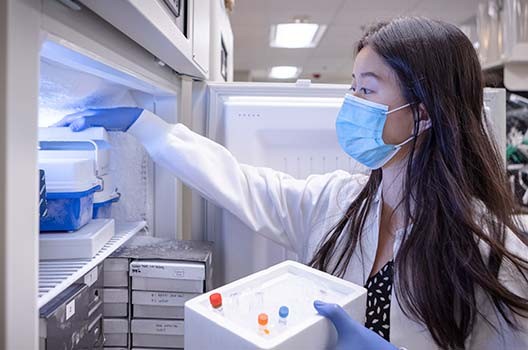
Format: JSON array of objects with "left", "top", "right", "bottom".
[{"left": 360, "top": 183, "right": 383, "bottom": 285}]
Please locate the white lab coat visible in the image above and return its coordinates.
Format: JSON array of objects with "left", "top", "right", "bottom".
[{"left": 128, "top": 110, "right": 528, "bottom": 350}]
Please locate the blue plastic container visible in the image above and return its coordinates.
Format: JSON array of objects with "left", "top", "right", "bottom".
[{"left": 40, "top": 185, "right": 100, "bottom": 232}]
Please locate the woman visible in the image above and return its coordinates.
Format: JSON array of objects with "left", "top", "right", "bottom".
[{"left": 57, "top": 17, "right": 528, "bottom": 350}]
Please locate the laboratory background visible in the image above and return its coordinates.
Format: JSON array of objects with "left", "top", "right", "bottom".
[{"left": 0, "top": 0, "right": 527, "bottom": 349}]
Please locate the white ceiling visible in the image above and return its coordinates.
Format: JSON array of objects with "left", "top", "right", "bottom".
[{"left": 228, "top": 0, "right": 482, "bottom": 83}]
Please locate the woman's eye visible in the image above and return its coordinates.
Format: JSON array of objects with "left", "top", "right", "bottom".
[
  {"left": 360, "top": 87, "right": 373, "bottom": 95},
  {"left": 349, "top": 86, "right": 356, "bottom": 92}
]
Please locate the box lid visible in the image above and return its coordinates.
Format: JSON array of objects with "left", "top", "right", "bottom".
[
  {"left": 39, "top": 127, "right": 110, "bottom": 143},
  {"left": 38, "top": 158, "right": 100, "bottom": 193}
]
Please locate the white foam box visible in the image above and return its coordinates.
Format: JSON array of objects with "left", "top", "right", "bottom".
[
  {"left": 39, "top": 219, "right": 114, "bottom": 260},
  {"left": 132, "top": 276, "right": 204, "bottom": 293},
  {"left": 104, "top": 288, "right": 129, "bottom": 317},
  {"left": 103, "top": 318, "right": 128, "bottom": 347},
  {"left": 131, "top": 319, "right": 184, "bottom": 348},
  {"left": 129, "top": 260, "right": 205, "bottom": 280},
  {"left": 185, "top": 260, "right": 367, "bottom": 350}
]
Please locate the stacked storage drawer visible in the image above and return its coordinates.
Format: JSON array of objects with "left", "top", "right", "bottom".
[
  {"left": 130, "top": 260, "right": 205, "bottom": 349},
  {"left": 102, "top": 236, "right": 213, "bottom": 350},
  {"left": 103, "top": 258, "right": 130, "bottom": 348},
  {"left": 39, "top": 263, "right": 104, "bottom": 350}
]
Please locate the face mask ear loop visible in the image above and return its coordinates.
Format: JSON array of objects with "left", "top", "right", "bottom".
[
  {"left": 394, "top": 106, "right": 422, "bottom": 147},
  {"left": 386, "top": 103, "right": 412, "bottom": 115}
]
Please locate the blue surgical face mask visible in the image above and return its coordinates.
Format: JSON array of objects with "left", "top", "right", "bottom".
[{"left": 336, "top": 94, "right": 430, "bottom": 169}]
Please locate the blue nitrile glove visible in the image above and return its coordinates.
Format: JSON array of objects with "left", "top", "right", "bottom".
[
  {"left": 54, "top": 107, "right": 143, "bottom": 132},
  {"left": 314, "top": 300, "right": 398, "bottom": 350}
]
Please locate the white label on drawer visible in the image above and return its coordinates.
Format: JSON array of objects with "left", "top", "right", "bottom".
[
  {"left": 132, "top": 291, "right": 198, "bottom": 306},
  {"left": 131, "top": 319, "right": 184, "bottom": 335},
  {"left": 129, "top": 260, "right": 205, "bottom": 280},
  {"left": 84, "top": 267, "right": 98, "bottom": 287},
  {"left": 66, "top": 300, "right": 75, "bottom": 320}
]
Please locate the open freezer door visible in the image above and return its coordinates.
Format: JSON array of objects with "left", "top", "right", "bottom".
[{"left": 206, "top": 81, "right": 367, "bottom": 287}]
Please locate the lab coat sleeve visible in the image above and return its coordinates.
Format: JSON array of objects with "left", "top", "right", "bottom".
[
  {"left": 468, "top": 231, "right": 528, "bottom": 349},
  {"left": 127, "top": 110, "right": 363, "bottom": 254}
]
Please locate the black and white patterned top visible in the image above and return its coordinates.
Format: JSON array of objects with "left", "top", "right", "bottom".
[{"left": 364, "top": 260, "right": 394, "bottom": 341}]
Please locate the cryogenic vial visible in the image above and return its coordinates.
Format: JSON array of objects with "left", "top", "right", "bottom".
[
  {"left": 209, "top": 293, "right": 224, "bottom": 316},
  {"left": 258, "top": 313, "right": 270, "bottom": 336},
  {"left": 278, "top": 306, "right": 289, "bottom": 327}
]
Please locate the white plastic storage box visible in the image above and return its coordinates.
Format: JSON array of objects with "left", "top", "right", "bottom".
[
  {"left": 184, "top": 260, "right": 367, "bottom": 350},
  {"left": 132, "top": 276, "right": 203, "bottom": 293},
  {"left": 104, "top": 288, "right": 129, "bottom": 318},
  {"left": 104, "top": 258, "right": 129, "bottom": 272},
  {"left": 106, "top": 237, "right": 214, "bottom": 292},
  {"left": 103, "top": 318, "right": 129, "bottom": 347},
  {"left": 39, "top": 127, "right": 111, "bottom": 176},
  {"left": 129, "top": 260, "right": 205, "bottom": 280},
  {"left": 132, "top": 291, "right": 198, "bottom": 320},
  {"left": 39, "top": 219, "right": 115, "bottom": 260},
  {"left": 104, "top": 258, "right": 129, "bottom": 288},
  {"left": 131, "top": 319, "right": 184, "bottom": 348},
  {"left": 130, "top": 260, "right": 205, "bottom": 295},
  {"left": 104, "top": 271, "right": 129, "bottom": 288},
  {"left": 38, "top": 158, "right": 101, "bottom": 231}
]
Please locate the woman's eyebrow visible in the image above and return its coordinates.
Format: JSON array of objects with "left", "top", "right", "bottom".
[{"left": 351, "top": 72, "right": 382, "bottom": 80}]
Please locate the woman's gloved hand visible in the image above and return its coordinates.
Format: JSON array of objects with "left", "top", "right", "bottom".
[
  {"left": 314, "top": 300, "right": 398, "bottom": 350},
  {"left": 54, "top": 107, "right": 143, "bottom": 132}
]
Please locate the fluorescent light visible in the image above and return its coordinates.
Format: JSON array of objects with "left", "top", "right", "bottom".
[
  {"left": 269, "top": 66, "right": 300, "bottom": 79},
  {"left": 270, "top": 23, "right": 326, "bottom": 48}
]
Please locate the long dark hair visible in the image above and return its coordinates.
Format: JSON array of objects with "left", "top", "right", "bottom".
[{"left": 309, "top": 17, "right": 528, "bottom": 349}]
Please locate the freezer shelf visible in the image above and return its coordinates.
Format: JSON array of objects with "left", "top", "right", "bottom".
[{"left": 38, "top": 221, "right": 146, "bottom": 309}]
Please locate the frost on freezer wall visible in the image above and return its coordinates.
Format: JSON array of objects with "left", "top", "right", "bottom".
[
  {"left": 109, "top": 132, "right": 154, "bottom": 227},
  {"left": 39, "top": 59, "right": 137, "bottom": 127}
]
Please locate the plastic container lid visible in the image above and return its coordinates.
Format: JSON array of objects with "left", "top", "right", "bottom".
[
  {"left": 39, "top": 127, "right": 111, "bottom": 176},
  {"left": 258, "top": 313, "right": 268, "bottom": 326},
  {"left": 39, "top": 127, "right": 110, "bottom": 143},
  {"left": 210, "top": 293, "right": 222, "bottom": 309},
  {"left": 279, "top": 306, "right": 289, "bottom": 318},
  {"left": 38, "top": 158, "right": 100, "bottom": 193}
]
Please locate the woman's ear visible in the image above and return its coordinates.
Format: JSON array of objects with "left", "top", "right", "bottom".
[
  {"left": 418, "top": 103, "right": 430, "bottom": 121},
  {"left": 416, "top": 103, "right": 432, "bottom": 135}
]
